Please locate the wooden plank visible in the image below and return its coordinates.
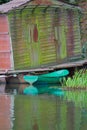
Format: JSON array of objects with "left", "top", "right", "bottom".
[
  {"left": 52, "top": 59, "right": 87, "bottom": 69},
  {"left": 6, "top": 68, "right": 54, "bottom": 74},
  {"left": 0, "top": 59, "right": 87, "bottom": 75}
]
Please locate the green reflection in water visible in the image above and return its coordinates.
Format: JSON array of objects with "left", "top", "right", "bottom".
[
  {"left": 13, "top": 95, "right": 61, "bottom": 130},
  {"left": 12, "top": 85, "right": 87, "bottom": 130},
  {"left": 64, "top": 90, "right": 87, "bottom": 107},
  {"left": 64, "top": 90, "right": 87, "bottom": 130}
]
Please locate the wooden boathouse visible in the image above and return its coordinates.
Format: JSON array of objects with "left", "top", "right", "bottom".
[{"left": 0, "top": 0, "right": 86, "bottom": 78}]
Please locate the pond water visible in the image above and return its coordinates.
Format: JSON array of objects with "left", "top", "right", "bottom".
[{"left": 0, "top": 83, "right": 87, "bottom": 130}]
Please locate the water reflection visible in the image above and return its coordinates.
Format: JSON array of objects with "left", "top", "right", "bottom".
[
  {"left": 1, "top": 83, "right": 87, "bottom": 130},
  {"left": 64, "top": 90, "right": 87, "bottom": 107},
  {"left": 0, "top": 94, "right": 13, "bottom": 130},
  {"left": 23, "top": 85, "right": 38, "bottom": 95},
  {"left": 0, "top": 83, "right": 6, "bottom": 93},
  {"left": 13, "top": 94, "right": 86, "bottom": 130},
  {"left": 6, "top": 83, "right": 63, "bottom": 96}
]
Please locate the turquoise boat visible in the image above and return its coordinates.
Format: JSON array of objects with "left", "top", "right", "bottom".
[
  {"left": 23, "top": 75, "right": 38, "bottom": 84},
  {"left": 38, "top": 69, "right": 69, "bottom": 84},
  {"left": 23, "top": 69, "right": 69, "bottom": 84}
]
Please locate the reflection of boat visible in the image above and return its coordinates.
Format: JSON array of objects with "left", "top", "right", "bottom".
[
  {"left": 36, "top": 84, "right": 64, "bottom": 96},
  {"left": 23, "top": 69, "right": 69, "bottom": 84},
  {"left": 48, "top": 87, "right": 64, "bottom": 96},
  {"left": 23, "top": 84, "right": 64, "bottom": 96},
  {"left": 23, "top": 75, "right": 38, "bottom": 84},
  {"left": 23, "top": 85, "right": 38, "bottom": 95}
]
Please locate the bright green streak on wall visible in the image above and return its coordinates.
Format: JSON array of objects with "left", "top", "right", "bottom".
[{"left": 59, "top": 26, "right": 67, "bottom": 59}]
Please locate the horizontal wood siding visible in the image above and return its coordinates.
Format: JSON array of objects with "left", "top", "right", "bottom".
[
  {"left": 53, "top": 9, "right": 67, "bottom": 62},
  {"left": 9, "top": 8, "right": 57, "bottom": 69},
  {"left": 66, "top": 9, "right": 81, "bottom": 60},
  {"left": 73, "top": 10, "right": 81, "bottom": 56},
  {"left": 9, "top": 12, "right": 32, "bottom": 70},
  {"left": 0, "top": 15, "right": 11, "bottom": 70},
  {"left": 8, "top": 7, "right": 81, "bottom": 70},
  {"left": 37, "top": 9, "right": 57, "bottom": 65}
]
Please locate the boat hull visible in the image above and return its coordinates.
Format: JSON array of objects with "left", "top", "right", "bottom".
[
  {"left": 37, "top": 76, "right": 61, "bottom": 84},
  {"left": 37, "top": 69, "right": 69, "bottom": 84},
  {"left": 23, "top": 69, "right": 69, "bottom": 84}
]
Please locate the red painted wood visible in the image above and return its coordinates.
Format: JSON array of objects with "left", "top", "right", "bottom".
[
  {"left": 0, "top": 15, "right": 11, "bottom": 70},
  {"left": 33, "top": 25, "right": 38, "bottom": 42}
]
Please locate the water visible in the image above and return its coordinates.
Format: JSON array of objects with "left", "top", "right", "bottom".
[{"left": 0, "top": 83, "right": 87, "bottom": 130}]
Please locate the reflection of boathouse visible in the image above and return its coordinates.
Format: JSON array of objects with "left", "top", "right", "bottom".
[
  {"left": 14, "top": 94, "right": 87, "bottom": 130},
  {"left": 0, "top": 0, "right": 82, "bottom": 74}
]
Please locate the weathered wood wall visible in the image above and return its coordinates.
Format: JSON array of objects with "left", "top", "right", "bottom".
[
  {"left": 78, "top": 0, "right": 87, "bottom": 58},
  {"left": 8, "top": 6, "right": 82, "bottom": 70}
]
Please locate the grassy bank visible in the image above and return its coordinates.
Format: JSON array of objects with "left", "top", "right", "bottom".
[{"left": 62, "top": 69, "right": 87, "bottom": 89}]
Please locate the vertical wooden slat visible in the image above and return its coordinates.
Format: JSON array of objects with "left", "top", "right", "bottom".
[
  {"left": 53, "top": 8, "right": 67, "bottom": 61},
  {"left": 9, "top": 11, "right": 32, "bottom": 70},
  {"left": 67, "top": 10, "right": 74, "bottom": 57},
  {"left": 38, "top": 9, "right": 57, "bottom": 65},
  {"left": 73, "top": 10, "right": 81, "bottom": 55}
]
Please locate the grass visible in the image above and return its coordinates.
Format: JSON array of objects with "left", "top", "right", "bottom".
[{"left": 62, "top": 69, "right": 87, "bottom": 88}]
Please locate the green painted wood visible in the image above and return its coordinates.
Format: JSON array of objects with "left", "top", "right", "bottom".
[
  {"left": 9, "top": 11, "right": 32, "bottom": 69},
  {"left": 59, "top": 10, "right": 67, "bottom": 59},
  {"left": 38, "top": 10, "right": 57, "bottom": 65},
  {"left": 73, "top": 10, "right": 81, "bottom": 55},
  {"left": 8, "top": 7, "right": 81, "bottom": 70}
]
